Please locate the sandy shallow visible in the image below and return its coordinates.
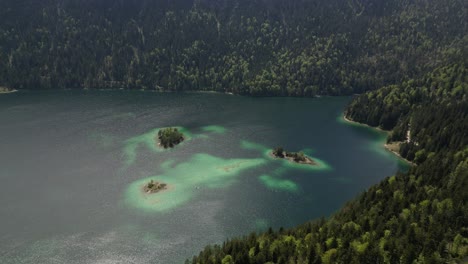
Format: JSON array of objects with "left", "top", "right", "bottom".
[{"left": 342, "top": 115, "right": 414, "bottom": 165}]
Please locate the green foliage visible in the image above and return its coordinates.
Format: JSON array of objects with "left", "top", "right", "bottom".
[
  {"left": 287, "top": 151, "right": 306, "bottom": 162},
  {"left": 272, "top": 147, "right": 285, "bottom": 158},
  {"left": 346, "top": 63, "right": 467, "bottom": 131},
  {"left": 0, "top": 0, "right": 465, "bottom": 96},
  {"left": 347, "top": 62, "right": 467, "bottom": 164},
  {"left": 221, "top": 255, "right": 234, "bottom": 264},
  {"left": 157, "top": 127, "right": 184, "bottom": 148},
  {"left": 147, "top": 180, "right": 155, "bottom": 189}
]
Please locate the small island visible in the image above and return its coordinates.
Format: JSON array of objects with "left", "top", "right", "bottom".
[
  {"left": 157, "top": 127, "right": 184, "bottom": 148},
  {"left": 272, "top": 147, "right": 317, "bottom": 165},
  {"left": 143, "top": 180, "right": 167, "bottom": 194}
]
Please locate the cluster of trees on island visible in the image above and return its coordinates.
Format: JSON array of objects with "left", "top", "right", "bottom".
[
  {"left": 0, "top": 0, "right": 465, "bottom": 97},
  {"left": 144, "top": 180, "right": 167, "bottom": 194},
  {"left": 157, "top": 127, "right": 184, "bottom": 148},
  {"left": 272, "top": 147, "right": 313, "bottom": 165}
]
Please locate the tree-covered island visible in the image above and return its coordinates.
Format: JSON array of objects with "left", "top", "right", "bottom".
[
  {"left": 143, "top": 180, "right": 167, "bottom": 194},
  {"left": 157, "top": 127, "right": 184, "bottom": 148},
  {"left": 272, "top": 147, "right": 316, "bottom": 165}
]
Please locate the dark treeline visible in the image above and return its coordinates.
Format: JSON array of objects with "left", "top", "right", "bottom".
[
  {"left": 189, "top": 64, "right": 468, "bottom": 262},
  {"left": 346, "top": 62, "right": 467, "bottom": 130},
  {"left": 0, "top": 0, "right": 466, "bottom": 96}
]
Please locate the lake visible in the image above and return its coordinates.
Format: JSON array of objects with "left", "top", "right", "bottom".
[{"left": 0, "top": 91, "right": 407, "bottom": 263}]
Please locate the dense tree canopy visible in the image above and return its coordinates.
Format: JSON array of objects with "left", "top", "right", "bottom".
[
  {"left": 0, "top": 0, "right": 466, "bottom": 96},
  {"left": 158, "top": 127, "right": 184, "bottom": 148}
]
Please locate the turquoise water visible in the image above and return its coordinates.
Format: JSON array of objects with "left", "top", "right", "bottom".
[{"left": 0, "top": 91, "right": 407, "bottom": 263}]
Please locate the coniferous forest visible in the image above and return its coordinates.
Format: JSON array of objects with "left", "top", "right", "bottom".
[
  {"left": 0, "top": 0, "right": 466, "bottom": 96},
  {"left": 0, "top": 0, "right": 466, "bottom": 263}
]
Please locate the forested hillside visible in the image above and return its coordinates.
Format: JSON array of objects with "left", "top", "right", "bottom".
[
  {"left": 189, "top": 62, "right": 468, "bottom": 263},
  {"left": 0, "top": 0, "right": 466, "bottom": 96},
  {"left": 346, "top": 61, "right": 467, "bottom": 163}
]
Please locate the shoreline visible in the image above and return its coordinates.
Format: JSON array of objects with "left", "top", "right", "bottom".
[
  {"left": 4, "top": 88, "right": 343, "bottom": 99},
  {"left": 0, "top": 88, "right": 18, "bottom": 94},
  {"left": 384, "top": 142, "right": 416, "bottom": 166},
  {"left": 342, "top": 114, "right": 388, "bottom": 132},
  {"left": 342, "top": 114, "right": 414, "bottom": 165}
]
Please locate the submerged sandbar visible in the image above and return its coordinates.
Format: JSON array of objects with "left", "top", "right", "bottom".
[{"left": 125, "top": 154, "right": 266, "bottom": 212}]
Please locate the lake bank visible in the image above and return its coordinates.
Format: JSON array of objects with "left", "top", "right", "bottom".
[
  {"left": 342, "top": 114, "right": 414, "bottom": 165},
  {"left": 0, "top": 87, "right": 18, "bottom": 94}
]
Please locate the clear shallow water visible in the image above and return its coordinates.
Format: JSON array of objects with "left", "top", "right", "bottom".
[{"left": 0, "top": 91, "right": 408, "bottom": 263}]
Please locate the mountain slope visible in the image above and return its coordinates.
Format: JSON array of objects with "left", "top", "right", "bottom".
[{"left": 0, "top": 0, "right": 466, "bottom": 96}]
